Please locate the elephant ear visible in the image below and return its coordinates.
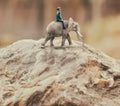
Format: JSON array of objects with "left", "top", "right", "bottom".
[{"left": 68, "top": 17, "right": 74, "bottom": 28}]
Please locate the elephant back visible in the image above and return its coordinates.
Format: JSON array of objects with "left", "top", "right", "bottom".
[{"left": 46, "top": 21, "right": 68, "bottom": 35}]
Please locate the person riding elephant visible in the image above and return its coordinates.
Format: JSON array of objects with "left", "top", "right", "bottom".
[
  {"left": 42, "top": 17, "right": 83, "bottom": 47},
  {"left": 56, "top": 7, "right": 66, "bottom": 29}
]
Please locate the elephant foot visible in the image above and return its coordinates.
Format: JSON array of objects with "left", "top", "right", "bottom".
[
  {"left": 69, "top": 42, "right": 72, "bottom": 45},
  {"left": 61, "top": 42, "right": 65, "bottom": 47},
  {"left": 60, "top": 46, "right": 65, "bottom": 49},
  {"left": 61, "top": 44, "right": 64, "bottom": 47},
  {"left": 61, "top": 44, "right": 65, "bottom": 49},
  {"left": 50, "top": 44, "right": 54, "bottom": 47},
  {"left": 41, "top": 43, "right": 45, "bottom": 46}
]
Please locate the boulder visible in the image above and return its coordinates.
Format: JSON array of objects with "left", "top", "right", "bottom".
[{"left": 0, "top": 38, "right": 120, "bottom": 106}]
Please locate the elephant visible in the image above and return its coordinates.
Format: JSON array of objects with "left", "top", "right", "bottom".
[{"left": 42, "top": 17, "right": 83, "bottom": 47}]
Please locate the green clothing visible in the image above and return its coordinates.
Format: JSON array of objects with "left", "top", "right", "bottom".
[
  {"left": 56, "top": 11, "right": 63, "bottom": 21},
  {"left": 56, "top": 10, "right": 65, "bottom": 29}
]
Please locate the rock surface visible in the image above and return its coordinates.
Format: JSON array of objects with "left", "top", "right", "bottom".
[{"left": 0, "top": 38, "right": 120, "bottom": 106}]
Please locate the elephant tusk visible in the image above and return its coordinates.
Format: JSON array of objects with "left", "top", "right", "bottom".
[
  {"left": 76, "top": 31, "right": 83, "bottom": 41},
  {"left": 77, "top": 31, "right": 83, "bottom": 37},
  {"left": 76, "top": 31, "right": 84, "bottom": 46}
]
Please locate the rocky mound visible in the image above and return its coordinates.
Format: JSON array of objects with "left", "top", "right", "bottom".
[{"left": 0, "top": 38, "right": 120, "bottom": 106}]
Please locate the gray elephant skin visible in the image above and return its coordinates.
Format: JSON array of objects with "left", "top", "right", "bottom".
[{"left": 42, "top": 18, "right": 83, "bottom": 47}]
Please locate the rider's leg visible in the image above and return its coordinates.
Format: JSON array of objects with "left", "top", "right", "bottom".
[{"left": 59, "top": 20, "right": 65, "bottom": 29}]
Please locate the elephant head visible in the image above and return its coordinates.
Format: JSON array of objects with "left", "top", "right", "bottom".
[{"left": 68, "top": 18, "right": 83, "bottom": 42}]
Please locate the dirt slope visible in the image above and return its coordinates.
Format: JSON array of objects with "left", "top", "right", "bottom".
[{"left": 0, "top": 38, "right": 120, "bottom": 106}]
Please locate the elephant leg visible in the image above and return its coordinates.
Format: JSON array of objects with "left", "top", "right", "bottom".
[
  {"left": 67, "top": 34, "right": 72, "bottom": 45},
  {"left": 61, "top": 35, "right": 66, "bottom": 47},
  {"left": 42, "top": 36, "right": 51, "bottom": 46},
  {"left": 50, "top": 37, "right": 54, "bottom": 46}
]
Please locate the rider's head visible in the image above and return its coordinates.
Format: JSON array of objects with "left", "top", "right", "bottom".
[{"left": 57, "top": 7, "right": 61, "bottom": 11}]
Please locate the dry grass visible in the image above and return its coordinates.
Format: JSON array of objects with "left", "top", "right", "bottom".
[
  {"left": 0, "top": 34, "right": 16, "bottom": 48},
  {"left": 75, "top": 15, "right": 120, "bottom": 59}
]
